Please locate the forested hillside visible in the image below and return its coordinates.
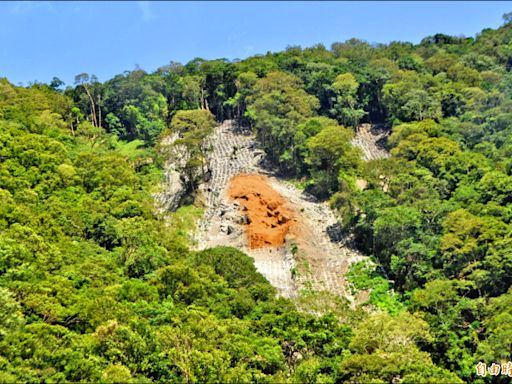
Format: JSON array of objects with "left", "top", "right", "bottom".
[{"left": 2, "top": 15, "right": 512, "bottom": 383}]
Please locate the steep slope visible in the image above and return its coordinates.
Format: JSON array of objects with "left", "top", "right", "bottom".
[
  {"left": 351, "top": 123, "right": 390, "bottom": 161},
  {"left": 193, "top": 120, "right": 365, "bottom": 299}
]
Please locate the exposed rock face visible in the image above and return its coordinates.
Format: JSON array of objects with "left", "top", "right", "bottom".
[
  {"left": 154, "top": 120, "right": 377, "bottom": 300},
  {"left": 194, "top": 120, "right": 264, "bottom": 243},
  {"left": 351, "top": 123, "right": 390, "bottom": 161},
  {"left": 154, "top": 134, "right": 189, "bottom": 213},
  {"left": 156, "top": 170, "right": 184, "bottom": 213},
  {"left": 193, "top": 120, "right": 366, "bottom": 300}
]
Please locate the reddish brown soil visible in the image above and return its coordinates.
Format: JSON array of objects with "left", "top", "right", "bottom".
[{"left": 228, "top": 174, "right": 296, "bottom": 249}]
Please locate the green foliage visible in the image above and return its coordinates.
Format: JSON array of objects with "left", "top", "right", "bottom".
[
  {"left": 339, "top": 312, "right": 463, "bottom": 383},
  {"left": 0, "top": 82, "right": 371, "bottom": 383},
  {"left": 305, "top": 124, "right": 360, "bottom": 197},
  {"left": 329, "top": 72, "right": 366, "bottom": 127},
  {"left": 246, "top": 71, "right": 319, "bottom": 173},
  {"left": 168, "top": 205, "right": 204, "bottom": 247},
  {"left": 347, "top": 261, "right": 405, "bottom": 315},
  {"left": 6, "top": 17, "right": 512, "bottom": 382},
  {"left": 168, "top": 109, "right": 216, "bottom": 193}
]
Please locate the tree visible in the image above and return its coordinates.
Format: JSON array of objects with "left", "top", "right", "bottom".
[
  {"left": 331, "top": 38, "right": 374, "bottom": 66},
  {"left": 169, "top": 109, "right": 216, "bottom": 193},
  {"left": 225, "top": 71, "right": 257, "bottom": 125},
  {"left": 293, "top": 116, "right": 339, "bottom": 175},
  {"left": 478, "top": 289, "right": 512, "bottom": 362},
  {"left": 440, "top": 209, "right": 507, "bottom": 283},
  {"left": 373, "top": 206, "right": 422, "bottom": 271},
  {"left": 181, "top": 74, "right": 206, "bottom": 110},
  {"left": 401, "top": 88, "right": 442, "bottom": 121},
  {"left": 74, "top": 73, "right": 102, "bottom": 128},
  {"left": 305, "top": 124, "right": 360, "bottom": 197},
  {"left": 246, "top": 71, "right": 319, "bottom": 172},
  {"left": 329, "top": 72, "right": 366, "bottom": 127},
  {"left": 339, "top": 311, "right": 462, "bottom": 383},
  {"left": 503, "top": 12, "right": 512, "bottom": 25},
  {"left": 49, "top": 77, "right": 65, "bottom": 91},
  {"left": 382, "top": 71, "right": 442, "bottom": 123},
  {"left": 409, "top": 280, "right": 481, "bottom": 379}
]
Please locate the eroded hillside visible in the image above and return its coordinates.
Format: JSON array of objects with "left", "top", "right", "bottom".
[{"left": 190, "top": 120, "right": 370, "bottom": 300}]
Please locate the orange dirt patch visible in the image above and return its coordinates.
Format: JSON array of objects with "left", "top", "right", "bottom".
[{"left": 228, "top": 174, "right": 296, "bottom": 249}]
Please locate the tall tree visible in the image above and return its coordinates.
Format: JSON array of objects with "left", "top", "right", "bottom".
[{"left": 74, "top": 73, "right": 101, "bottom": 127}]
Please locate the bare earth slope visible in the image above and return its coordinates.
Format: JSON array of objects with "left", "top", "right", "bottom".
[
  {"left": 351, "top": 123, "right": 390, "bottom": 161},
  {"left": 193, "top": 120, "right": 368, "bottom": 300},
  {"left": 228, "top": 174, "right": 295, "bottom": 249}
]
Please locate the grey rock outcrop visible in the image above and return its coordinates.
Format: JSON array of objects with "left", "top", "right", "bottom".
[{"left": 153, "top": 134, "right": 188, "bottom": 213}]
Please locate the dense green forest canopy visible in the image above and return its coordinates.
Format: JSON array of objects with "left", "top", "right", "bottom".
[{"left": 2, "top": 16, "right": 512, "bottom": 383}]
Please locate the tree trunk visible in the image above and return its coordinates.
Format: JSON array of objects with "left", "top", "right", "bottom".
[
  {"left": 84, "top": 85, "right": 98, "bottom": 127},
  {"left": 200, "top": 89, "right": 205, "bottom": 110},
  {"left": 98, "top": 93, "right": 102, "bottom": 128}
]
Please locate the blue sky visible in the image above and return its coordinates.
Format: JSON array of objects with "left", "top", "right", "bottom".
[{"left": 1, "top": 1, "right": 511, "bottom": 86}]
